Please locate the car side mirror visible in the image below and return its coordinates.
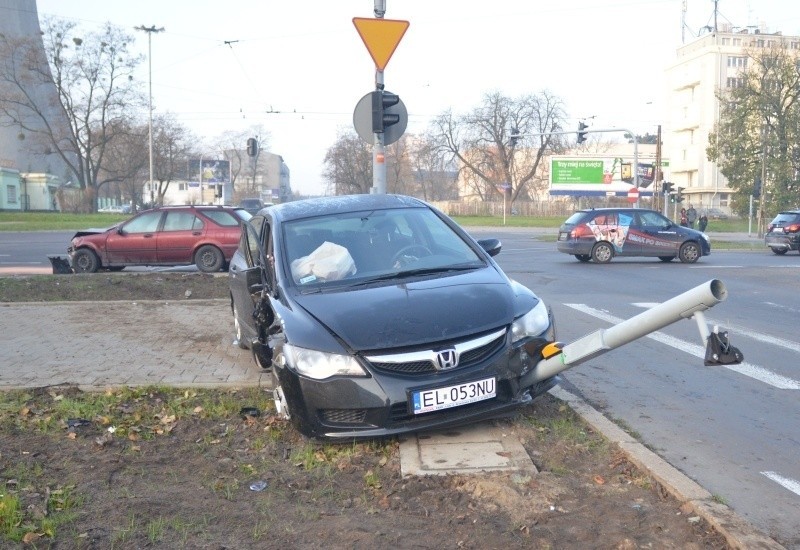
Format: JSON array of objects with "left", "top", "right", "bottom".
[
  {"left": 477, "top": 238, "right": 502, "bottom": 257},
  {"left": 117, "top": 227, "right": 125, "bottom": 235}
]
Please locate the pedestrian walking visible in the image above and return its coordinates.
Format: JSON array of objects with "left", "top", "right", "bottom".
[
  {"left": 698, "top": 212, "right": 708, "bottom": 232},
  {"left": 686, "top": 204, "right": 697, "bottom": 228},
  {"left": 680, "top": 208, "right": 688, "bottom": 227}
]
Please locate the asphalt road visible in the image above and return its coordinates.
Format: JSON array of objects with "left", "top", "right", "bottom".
[
  {"left": 471, "top": 229, "right": 800, "bottom": 548},
  {"left": 2, "top": 227, "right": 799, "bottom": 546}
]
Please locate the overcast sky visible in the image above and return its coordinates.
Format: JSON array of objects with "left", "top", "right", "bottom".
[{"left": 33, "top": 0, "right": 798, "bottom": 196}]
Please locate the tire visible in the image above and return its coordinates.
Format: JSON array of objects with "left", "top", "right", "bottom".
[
  {"left": 658, "top": 256, "right": 675, "bottom": 262},
  {"left": 678, "top": 241, "right": 701, "bottom": 263},
  {"left": 770, "top": 248, "right": 787, "bottom": 255},
  {"left": 195, "top": 245, "right": 224, "bottom": 272},
  {"left": 106, "top": 266, "right": 125, "bottom": 272},
  {"left": 591, "top": 242, "right": 614, "bottom": 264},
  {"left": 72, "top": 249, "right": 100, "bottom": 273},
  {"left": 575, "top": 254, "right": 591, "bottom": 262},
  {"left": 232, "top": 302, "right": 248, "bottom": 349}
]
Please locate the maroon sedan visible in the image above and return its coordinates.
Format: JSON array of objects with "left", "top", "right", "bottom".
[{"left": 68, "top": 205, "right": 251, "bottom": 273}]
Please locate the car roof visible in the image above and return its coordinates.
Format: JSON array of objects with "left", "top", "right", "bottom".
[
  {"left": 267, "top": 194, "right": 428, "bottom": 223},
  {"left": 575, "top": 207, "right": 659, "bottom": 214}
]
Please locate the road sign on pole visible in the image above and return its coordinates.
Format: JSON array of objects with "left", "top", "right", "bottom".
[
  {"left": 627, "top": 187, "right": 640, "bottom": 203},
  {"left": 352, "top": 17, "right": 409, "bottom": 71}
]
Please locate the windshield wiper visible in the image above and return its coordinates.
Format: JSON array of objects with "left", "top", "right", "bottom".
[{"left": 347, "top": 265, "right": 479, "bottom": 287}]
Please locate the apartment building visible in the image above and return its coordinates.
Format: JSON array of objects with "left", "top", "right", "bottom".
[{"left": 665, "top": 25, "right": 800, "bottom": 214}]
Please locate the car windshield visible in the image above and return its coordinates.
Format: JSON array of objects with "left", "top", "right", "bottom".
[{"left": 281, "top": 207, "right": 484, "bottom": 289}]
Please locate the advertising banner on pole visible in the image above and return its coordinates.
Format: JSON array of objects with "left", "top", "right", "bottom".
[{"left": 549, "top": 156, "right": 668, "bottom": 197}]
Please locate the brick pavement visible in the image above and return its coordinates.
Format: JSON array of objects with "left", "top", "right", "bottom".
[{"left": 0, "top": 299, "right": 269, "bottom": 390}]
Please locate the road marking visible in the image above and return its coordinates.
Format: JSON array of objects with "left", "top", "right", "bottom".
[
  {"left": 631, "top": 304, "right": 800, "bottom": 354},
  {"left": 564, "top": 304, "right": 800, "bottom": 390},
  {"left": 764, "top": 301, "right": 800, "bottom": 315},
  {"left": 761, "top": 471, "right": 800, "bottom": 497}
]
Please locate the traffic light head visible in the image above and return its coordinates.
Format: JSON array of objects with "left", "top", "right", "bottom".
[
  {"left": 577, "top": 122, "right": 588, "bottom": 144},
  {"left": 372, "top": 90, "right": 401, "bottom": 134},
  {"left": 246, "top": 137, "right": 258, "bottom": 157},
  {"left": 509, "top": 127, "right": 520, "bottom": 147},
  {"left": 753, "top": 176, "right": 762, "bottom": 198},
  {"left": 662, "top": 181, "right": 674, "bottom": 194},
  {"left": 675, "top": 187, "right": 684, "bottom": 203}
]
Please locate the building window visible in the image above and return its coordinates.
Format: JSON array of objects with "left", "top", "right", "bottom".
[
  {"left": 733, "top": 38, "right": 742, "bottom": 46},
  {"left": 726, "top": 77, "right": 745, "bottom": 88},
  {"left": 757, "top": 39, "right": 765, "bottom": 47},
  {"left": 719, "top": 193, "right": 729, "bottom": 207},
  {"left": 178, "top": 182, "right": 187, "bottom": 191},
  {"left": 7, "top": 185, "right": 18, "bottom": 204},
  {"left": 721, "top": 37, "right": 730, "bottom": 45},
  {"left": 727, "top": 56, "right": 747, "bottom": 68}
]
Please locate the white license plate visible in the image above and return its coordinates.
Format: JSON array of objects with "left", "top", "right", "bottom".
[
  {"left": 411, "top": 377, "right": 496, "bottom": 414},
  {"left": 774, "top": 227, "right": 784, "bottom": 233}
]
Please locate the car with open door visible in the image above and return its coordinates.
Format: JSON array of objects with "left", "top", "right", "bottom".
[{"left": 228, "top": 194, "right": 557, "bottom": 440}]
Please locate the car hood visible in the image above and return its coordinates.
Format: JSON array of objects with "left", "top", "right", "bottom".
[
  {"left": 290, "top": 267, "right": 533, "bottom": 351},
  {"left": 72, "top": 226, "right": 117, "bottom": 239}
]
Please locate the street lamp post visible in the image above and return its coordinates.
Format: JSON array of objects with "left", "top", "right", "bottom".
[{"left": 134, "top": 25, "right": 164, "bottom": 206}]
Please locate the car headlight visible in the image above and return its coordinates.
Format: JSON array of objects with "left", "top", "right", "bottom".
[
  {"left": 701, "top": 233, "right": 710, "bottom": 242},
  {"left": 511, "top": 299, "right": 551, "bottom": 343},
  {"left": 284, "top": 344, "right": 367, "bottom": 380}
]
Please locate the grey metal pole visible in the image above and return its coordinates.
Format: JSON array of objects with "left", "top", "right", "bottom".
[
  {"left": 372, "top": 0, "right": 387, "bottom": 194},
  {"left": 521, "top": 279, "right": 728, "bottom": 385},
  {"left": 135, "top": 25, "right": 164, "bottom": 205}
]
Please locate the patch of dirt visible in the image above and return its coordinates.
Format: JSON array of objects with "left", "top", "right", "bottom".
[{"left": 0, "top": 274, "right": 732, "bottom": 548}]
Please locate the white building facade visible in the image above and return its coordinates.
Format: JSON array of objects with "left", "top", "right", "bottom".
[{"left": 665, "top": 25, "right": 800, "bottom": 214}]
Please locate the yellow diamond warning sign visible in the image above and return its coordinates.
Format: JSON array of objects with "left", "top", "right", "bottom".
[{"left": 352, "top": 17, "right": 409, "bottom": 71}]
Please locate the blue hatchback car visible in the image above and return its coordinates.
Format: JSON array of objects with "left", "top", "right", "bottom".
[{"left": 557, "top": 207, "right": 711, "bottom": 263}]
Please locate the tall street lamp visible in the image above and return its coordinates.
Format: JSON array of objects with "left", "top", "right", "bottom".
[{"left": 134, "top": 25, "right": 164, "bottom": 206}]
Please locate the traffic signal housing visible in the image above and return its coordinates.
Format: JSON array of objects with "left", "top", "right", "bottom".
[
  {"left": 753, "top": 176, "right": 762, "bottom": 198},
  {"left": 675, "top": 187, "right": 684, "bottom": 203},
  {"left": 662, "top": 181, "right": 674, "bottom": 194},
  {"left": 372, "top": 90, "right": 401, "bottom": 134},
  {"left": 509, "top": 127, "right": 520, "bottom": 147},
  {"left": 246, "top": 137, "right": 258, "bottom": 157},
  {"left": 577, "top": 122, "right": 588, "bottom": 144}
]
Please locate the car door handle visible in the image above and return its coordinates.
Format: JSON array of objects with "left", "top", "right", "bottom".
[{"left": 192, "top": 231, "right": 202, "bottom": 236}]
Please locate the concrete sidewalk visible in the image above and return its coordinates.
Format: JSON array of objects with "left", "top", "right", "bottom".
[{"left": 0, "top": 299, "right": 268, "bottom": 390}]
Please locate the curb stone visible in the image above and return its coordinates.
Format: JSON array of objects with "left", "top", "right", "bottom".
[{"left": 551, "top": 386, "right": 784, "bottom": 550}]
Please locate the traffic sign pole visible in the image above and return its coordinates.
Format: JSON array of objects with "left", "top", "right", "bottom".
[
  {"left": 352, "top": 5, "right": 410, "bottom": 194},
  {"left": 373, "top": 72, "right": 386, "bottom": 194}
]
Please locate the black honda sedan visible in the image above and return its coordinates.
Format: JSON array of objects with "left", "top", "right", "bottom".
[{"left": 228, "top": 194, "right": 557, "bottom": 440}]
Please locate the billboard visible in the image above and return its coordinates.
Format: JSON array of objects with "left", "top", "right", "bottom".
[
  {"left": 188, "top": 159, "right": 231, "bottom": 184},
  {"left": 549, "top": 156, "right": 668, "bottom": 197}
]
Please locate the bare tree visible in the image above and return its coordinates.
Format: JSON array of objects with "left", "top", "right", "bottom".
[
  {"left": 430, "top": 91, "right": 568, "bottom": 211},
  {"left": 407, "top": 133, "right": 459, "bottom": 201},
  {"left": 322, "top": 130, "right": 373, "bottom": 195},
  {"left": 97, "top": 119, "right": 147, "bottom": 208},
  {"left": 150, "top": 114, "right": 198, "bottom": 205},
  {"left": 0, "top": 17, "right": 144, "bottom": 211}
]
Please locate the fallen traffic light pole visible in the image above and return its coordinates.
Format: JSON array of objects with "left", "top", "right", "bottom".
[{"left": 521, "top": 279, "right": 742, "bottom": 387}]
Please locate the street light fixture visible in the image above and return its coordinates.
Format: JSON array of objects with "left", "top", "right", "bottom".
[{"left": 134, "top": 25, "right": 164, "bottom": 206}]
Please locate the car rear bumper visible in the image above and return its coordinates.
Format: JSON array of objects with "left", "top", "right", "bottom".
[{"left": 765, "top": 234, "right": 800, "bottom": 250}]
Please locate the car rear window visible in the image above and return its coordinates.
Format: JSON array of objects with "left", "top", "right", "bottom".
[
  {"left": 772, "top": 212, "right": 800, "bottom": 224},
  {"left": 564, "top": 212, "right": 587, "bottom": 224},
  {"left": 203, "top": 210, "right": 242, "bottom": 226}
]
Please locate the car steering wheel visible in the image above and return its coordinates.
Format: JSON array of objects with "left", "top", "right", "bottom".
[{"left": 391, "top": 244, "right": 432, "bottom": 268}]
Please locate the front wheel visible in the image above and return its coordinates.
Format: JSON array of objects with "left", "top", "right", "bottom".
[
  {"left": 591, "top": 242, "right": 613, "bottom": 264},
  {"left": 770, "top": 247, "right": 788, "bottom": 255},
  {"left": 72, "top": 249, "right": 100, "bottom": 273},
  {"left": 232, "top": 302, "right": 248, "bottom": 349},
  {"left": 195, "top": 245, "right": 224, "bottom": 272},
  {"left": 678, "top": 241, "right": 701, "bottom": 263}
]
